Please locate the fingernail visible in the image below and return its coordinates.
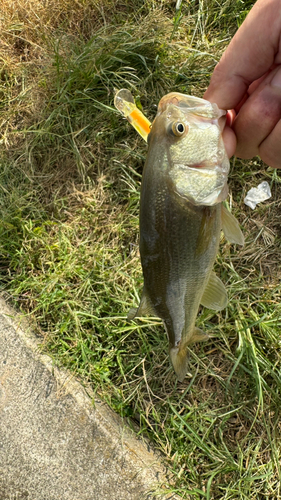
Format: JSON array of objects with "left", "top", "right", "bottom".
[
  {"left": 226, "top": 109, "right": 236, "bottom": 127},
  {"left": 271, "top": 67, "right": 281, "bottom": 88}
]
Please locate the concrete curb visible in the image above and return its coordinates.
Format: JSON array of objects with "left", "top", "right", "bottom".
[{"left": 0, "top": 298, "right": 180, "bottom": 500}]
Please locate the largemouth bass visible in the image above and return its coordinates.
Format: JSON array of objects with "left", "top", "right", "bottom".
[{"left": 128, "top": 92, "right": 244, "bottom": 381}]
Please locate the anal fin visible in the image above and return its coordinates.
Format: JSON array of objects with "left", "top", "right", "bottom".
[
  {"left": 201, "top": 271, "right": 228, "bottom": 311},
  {"left": 221, "top": 204, "right": 244, "bottom": 246}
]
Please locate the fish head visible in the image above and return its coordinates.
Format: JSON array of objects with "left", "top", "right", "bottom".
[{"left": 148, "top": 92, "right": 230, "bottom": 206}]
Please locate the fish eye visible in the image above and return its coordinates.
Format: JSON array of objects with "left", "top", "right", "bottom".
[{"left": 171, "top": 122, "right": 186, "bottom": 137}]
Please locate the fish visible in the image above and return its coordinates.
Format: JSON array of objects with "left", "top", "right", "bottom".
[{"left": 128, "top": 92, "right": 244, "bottom": 382}]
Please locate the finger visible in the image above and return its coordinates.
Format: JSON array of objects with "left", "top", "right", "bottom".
[
  {"left": 233, "top": 65, "right": 281, "bottom": 159},
  {"left": 204, "top": 0, "right": 281, "bottom": 109},
  {"left": 235, "top": 94, "right": 248, "bottom": 113},
  {"left": 247, "top": 65, "right": 278, "bottom": 95},
  {"left": 259, "top": 119, "right": 281, "bottom": 168},
  {"left": 222, "top": 125, "right": 236, "bottom": 159}
]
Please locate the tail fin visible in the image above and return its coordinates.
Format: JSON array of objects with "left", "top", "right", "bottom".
[
  {"left": 170, "top": 346, "right": 190, "bottom": 382},
  {"left": 170, "top": 328, "right": 209, "bottom": 381}
]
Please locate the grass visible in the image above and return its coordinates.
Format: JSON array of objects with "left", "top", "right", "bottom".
[{"left": 1, "top": 0, "right": 281, "bottom": 498}]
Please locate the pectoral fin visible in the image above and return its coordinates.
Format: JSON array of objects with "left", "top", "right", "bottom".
[
  {"left": 221, "top": 204, "right": 244, "bottom": 245},
  {"left": 201, "top": 271, "right": 228, "bottom": 311},
  {"left": 127, "top": 288, "right": 157, "bottom": 320}
]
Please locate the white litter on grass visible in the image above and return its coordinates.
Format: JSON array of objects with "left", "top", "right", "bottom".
[{"left": 244, "top": 181, "right": 272, "bottom": 210}]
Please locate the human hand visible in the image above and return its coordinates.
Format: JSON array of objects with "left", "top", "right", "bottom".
[{"left": 204, "top": 0, "right": 281, "bottom": 168}]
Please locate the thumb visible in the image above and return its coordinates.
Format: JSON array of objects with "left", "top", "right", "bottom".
[{"left": 204, "top": 0, "right": 281, "bottom": 110}]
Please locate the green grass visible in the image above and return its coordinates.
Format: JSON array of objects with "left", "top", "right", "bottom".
[{"left": 1, "top": 0, "right": 281, "bottom": 498}]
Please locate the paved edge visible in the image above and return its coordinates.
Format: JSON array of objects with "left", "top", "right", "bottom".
[{"left": 0, "top": 298, "right": 180, "bottom": 500}]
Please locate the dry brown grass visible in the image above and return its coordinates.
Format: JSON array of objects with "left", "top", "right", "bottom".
[
  {"left": 0, "top": 0, "right": 108, "bottom": 63},
  {"left": 0, "top": 0, "right": 125, "bottom": 147}
]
